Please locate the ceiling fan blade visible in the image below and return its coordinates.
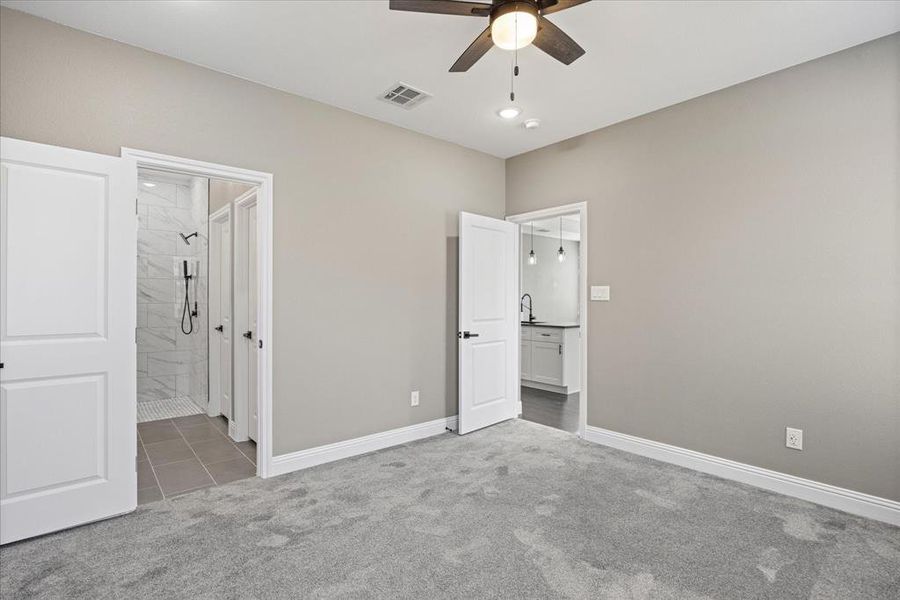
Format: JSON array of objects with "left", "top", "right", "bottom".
[
  {"left": 539, "top": 0, "right": 591, "bottom": 15},
  {"left": 533, "top": 16, "right": 585, "bottom": 65},
  {"left": 389, "top": 0, "right": 491, "bottom": 17},
  {"left": 449, "top": 26, "right": 493, "bottom": 72}
]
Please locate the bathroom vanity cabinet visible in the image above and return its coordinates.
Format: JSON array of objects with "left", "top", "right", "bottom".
[{"left": 520, "top": 324, "right": 581, "bottom": 393}]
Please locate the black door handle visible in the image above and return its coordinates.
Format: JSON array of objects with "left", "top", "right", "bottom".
[
  {"left": 458, "top": 331, "right": 479, "bottom": 339},
  {"left": 243, "top": 330, "right": 253, "bottom": 340},
  {"left": 214, "top": 325, "right": 224, "bottom": 332}
]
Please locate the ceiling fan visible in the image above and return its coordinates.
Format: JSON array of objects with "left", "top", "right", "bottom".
[{"left": 389, "top": 0, "right": 590, "bottom": 72}]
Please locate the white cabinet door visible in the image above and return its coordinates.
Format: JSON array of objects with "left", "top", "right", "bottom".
[
  {"left": 0, "top": 137, "right": 136, "bottom": 544},
  {"left": 458, "top": 212, "right": 519, "bottom": 434},
  {"left": 520, "top": 340, "right": 532, "bottom": 380},
  {"left": 531, "top": 341, "right": 564, "bottom": 386}
]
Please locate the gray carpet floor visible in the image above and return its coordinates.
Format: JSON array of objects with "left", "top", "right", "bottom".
[{"left": 1, "top": 419, "right": 898, "bottom": 599}]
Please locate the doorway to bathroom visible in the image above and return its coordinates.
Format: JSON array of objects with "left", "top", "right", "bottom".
[{"left": 126, "top": 148, "right": 273, "bottom": 504}]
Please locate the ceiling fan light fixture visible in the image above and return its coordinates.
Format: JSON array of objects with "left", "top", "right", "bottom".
[{"left": 490, "top": 2, "right": 539, "bottom": 51}]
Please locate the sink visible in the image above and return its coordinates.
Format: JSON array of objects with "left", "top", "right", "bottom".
[{"left": 521, "top": 321, "right": 544, "bottom": 325}]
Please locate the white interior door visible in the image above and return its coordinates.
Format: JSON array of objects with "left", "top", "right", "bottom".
[
  {"left": 0, "top": 137, "right": 136, "bottom": 544},
  {"left": 458, "top": 212, "right": 519, "bottom": 435},
  {"left": 247, "top": 204, "right": 258, "bottom": 442},
  {"left": 208, "top": 206, "right": 232, "bottom": 420},
  {"left": 232, "top": 191, "right": 258, "bottom": 443}
]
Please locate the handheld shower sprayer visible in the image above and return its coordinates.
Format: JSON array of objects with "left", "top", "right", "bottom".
[{"left": 181, "top": 259, "right": 198, "bottom": 335}]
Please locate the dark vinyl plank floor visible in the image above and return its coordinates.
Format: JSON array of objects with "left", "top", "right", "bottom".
[{"left": 520, "top": 386, "right": 579, "bottom": 433}]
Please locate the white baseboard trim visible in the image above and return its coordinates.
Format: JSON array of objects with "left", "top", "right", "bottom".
[
  {"left": 269, "top": 416, "right": 458, "bottom": 478},
  {"left": 584, "top": 426, "right": 900, "bottom": 527}
]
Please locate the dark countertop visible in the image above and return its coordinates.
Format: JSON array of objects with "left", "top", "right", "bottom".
[{"left": 521, "top": 322, "right": 580, "bottom": 328}]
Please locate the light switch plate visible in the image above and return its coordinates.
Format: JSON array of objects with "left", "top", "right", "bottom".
[
  {"left": 410, "top": 390, "right": 419, "bottom": 407},
  {"left": 590, "top": 285, "right": 610, "bottom": 301}
]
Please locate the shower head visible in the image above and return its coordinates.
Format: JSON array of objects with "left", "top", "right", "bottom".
[{"left": 179, "top": 232, "right": 199, "bottom": 245}]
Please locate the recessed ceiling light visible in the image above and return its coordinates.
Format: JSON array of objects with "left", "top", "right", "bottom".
[
  {"left": 142, "top": 182, "right": 156, "bottom": 188},
  {"left": 523, "top": 118, "right": 541, "bottom": 129},
  {"left": 497, "top": 107, "right": 521, "bottom": 120}
]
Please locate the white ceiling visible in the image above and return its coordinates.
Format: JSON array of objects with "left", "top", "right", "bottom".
[{"left": 4, "top": 1, "right": 899, "bottom": 158}]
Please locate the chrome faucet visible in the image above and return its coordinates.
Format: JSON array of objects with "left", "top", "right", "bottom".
[{"left": 520, "top": 293, "right": 535, "bottom": 323}]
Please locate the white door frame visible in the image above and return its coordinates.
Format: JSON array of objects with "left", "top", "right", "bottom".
[
  {"left": 506, "top": 202, "right": 588, "bottom": 438},
  {"left": 232, "top": 189, "right": 258, "bottom": 443},
  {"left": 207, "top": 204, "right": 232, "bottom": 421},
  {"left": 121, "top": 148, "right": 274, "bottom": 479}
]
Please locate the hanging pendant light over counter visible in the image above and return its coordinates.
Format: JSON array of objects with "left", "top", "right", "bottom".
[
  {"left": 528, "top": 222, "right": 537, "bottom": 265},
  {"left": 557, "top": 216, "right": 566, "bottom": 263}
]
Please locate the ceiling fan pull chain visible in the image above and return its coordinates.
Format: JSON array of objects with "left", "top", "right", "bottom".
[
  {"left": 510, "top": 53, "right": 515, "bottom": 101},
  {"left": 510, "top": 6, "right": 519, "bottom": 102}
]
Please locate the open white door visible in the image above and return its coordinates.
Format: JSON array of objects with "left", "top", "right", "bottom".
[
  {"left": 232, "top": 190, "right": 258, "bottom": 442},
  {"left": 208, "top": 205, "right": 232, "bottom": 420},
  {"left": 458, "top": 212, "right": 519, "bottom": 435},
  {"left": 247, "top": 204, "right": 259, "bottom": 442},
  {"left": 0, "top": 137, "right": 136, "bottom": 544}
]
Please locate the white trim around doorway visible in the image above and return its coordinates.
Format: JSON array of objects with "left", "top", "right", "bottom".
[
  {"left": 121, "top": 147, "right": 275, "bottom": 479},
  {"left": 506, "top": 202, "right": 588, "bottom": 438}
]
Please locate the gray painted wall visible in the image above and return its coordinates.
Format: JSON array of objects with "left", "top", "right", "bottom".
[
  {"left": 0, "top": 8, "right": 506, "bottom": 455},
  {"left": 521, "top": 235, "right": 580, "bottom": 323},
  {"left": 506, "top": 34, "right": 900, "bottom": 501}
]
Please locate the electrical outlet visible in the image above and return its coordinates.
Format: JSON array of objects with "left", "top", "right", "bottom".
[
  {"left": 410, "top": 390, "right": 419, "bottom": 407},
  {"left": 786, "top": 427, "right": 803, "bottom": 450}
]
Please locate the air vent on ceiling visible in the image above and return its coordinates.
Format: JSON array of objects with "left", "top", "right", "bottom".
[{"left": 379, "top": 82, "right": 432, "bottom": 110}]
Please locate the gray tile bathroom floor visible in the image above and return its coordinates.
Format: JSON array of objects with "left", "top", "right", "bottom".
[{"left": 137, "top": 414, "right": 257, "bottom": 504}]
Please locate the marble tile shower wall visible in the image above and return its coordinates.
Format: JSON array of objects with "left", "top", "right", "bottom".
[{"left": 137, "top": 176, "right": 209, "bottom": 410}]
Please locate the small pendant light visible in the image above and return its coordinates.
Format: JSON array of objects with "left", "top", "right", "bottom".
[
  {"left": 528, "top": 222, "right": 537, "bottom": 265},
  {"left": 557, "top": 217, "right": 566, "bottom": 262}
]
